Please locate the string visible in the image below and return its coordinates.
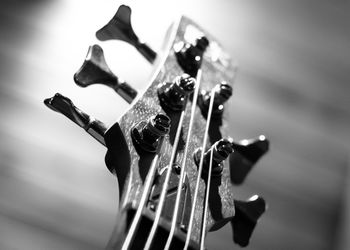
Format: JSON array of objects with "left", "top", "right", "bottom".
[
  {"left": 164, "top": 69, "right": 203, "bottom": 250},
  {"left": 199, "top": 147, "right": 214, "bottom": 250},
  {"left": 183, "top": 86, "right": 217, "bottom": 250},
  {"left": 121, "top": 138, "right": 164, "bottom": 250},
  {"left": 143, "top": 109, "right": 186, "bottom": 250}
]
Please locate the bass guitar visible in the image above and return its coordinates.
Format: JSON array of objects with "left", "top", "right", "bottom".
[{"left": 44, "top": 4, "right": 269, "bottom": 250}]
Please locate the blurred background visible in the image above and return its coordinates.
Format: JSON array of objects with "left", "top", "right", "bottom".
[{"left": 0, "top": 0, "right": 349, "bottom": 249}]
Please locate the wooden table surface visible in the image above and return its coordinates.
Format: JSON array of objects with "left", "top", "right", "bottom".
[{"left": 0, "top": 0, "right": 349, "bottom": 249}]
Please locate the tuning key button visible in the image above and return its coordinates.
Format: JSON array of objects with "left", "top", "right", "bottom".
[
  {"left": 175, "top": 36, "right": 209, "bottom": 77},
  {"left": 44, "top": 93, "right": 107, "bottom": 146},
  {"left": 231, "top": 195, "right": 266, "bottom": 247},
  {"left": 74, "top": 44, "right": 137, "bottom": 104},
  {"left": 96, "top": 5, "right": 156, "bottom": 63},
  {"left": 131, "top": 114, "right": 171, "bottom": 153},
  {"left": 229, "top": 135, "right": 269, "bottom": 185},
  {"left": 157, "top": 74, "right": 196, "bottom": 111},
  {"left": 194, "top": 138, "right": 233, "bottom": 177},
  {"left": 198, "top": 81, "right": 233, "bottom": 119}
]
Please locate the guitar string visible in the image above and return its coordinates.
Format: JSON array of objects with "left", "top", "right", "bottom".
[
  {"left": 164, "top": 69, "right": 203, "bottom": 250},
  {"left": 118, "top": 19, "right": 181, "bottom": 248},
  {"left": 200, "top": 147, "right": 214, "bottom": 250},
  {"left": 183, "top": 86, "right": 217, "bottom": 250},
  {"left": 121, "top": 138, "right": 165, "bottom": 250},
  {"left": 143, "top": 109, "right": 186, "bottom": 250}
]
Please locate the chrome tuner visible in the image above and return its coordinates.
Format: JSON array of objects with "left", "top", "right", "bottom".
[{"left": 74, "top": 44, "right": 137, "bottom": 103}]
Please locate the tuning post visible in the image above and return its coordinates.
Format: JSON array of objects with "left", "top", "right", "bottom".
[
  {"left": 131, "top": 114, "right": 171, "bottom": 153},
  {"left": 194, "top": 138, "right": 233, "bottom": 177},
  {"left": 229, "top": 135, "right": 269, "bottom": 185},
  {"left": 44, "top": 93, "right": 107, "bottom": 146},
  {"left": 175, "top": 36, "right": 209, "bottom": 77},
  {"left": 74, "top": 44, "right": 137, "bottom": 103},
  {"left": 172, "top": 163, "right": 181, "bottom": 175},
  {"left": 96, "top": 5, "right": 157, "bottom": 63},
  {"left": 198, "top": 81, "right": 233, "bottom": 119},
  {"left": 157, "top": 74, "right": 196, "bottom": 111}
]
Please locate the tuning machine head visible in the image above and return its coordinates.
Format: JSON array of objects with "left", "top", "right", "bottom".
[
  {"left": 175, "top": 36, "right": 209, "bottom": 77},
  {"left": 229, "top": 135, "right": 269, "bottom": 185},
  {"left": 96, "top": 5, "right": 156, "bottom": 63},
  {"left": 44, "top": 93, "right": 107, "bottom": 145},
  {"left": 194, "top": 138, "right": 234, "bottom": 178},
  {"left": 74, "top": 44, "right": 137, "bottom": 103},
  {"left": 131, "top": 114, "right": 171, "bottom": 153},
  {"left": 198, "top": 81, "right": 233, "bottom": 119},
  {"left": 231, "top": 195, "right": 267, "bottom": 247},
  {"left": 157, "top": 74, "right": 196, "bottom": 112}
]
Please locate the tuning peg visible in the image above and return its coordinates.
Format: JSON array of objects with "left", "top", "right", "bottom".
[
  {"left": 231, "top": 195, "right": 266, "bottom": 247},
  {"left": 44, "top": 93, "right": 107, "bottom": 146},
  {"left": 175, "top": 36, "right": 209, "bottom": 77},
  {"left": 74, "top": 44, "right": 137, "bottom": 104},
  {"left": 157, "top": 74, "right": 196, "bottom": 111},
  {"left": 229, "top": 135, "right": 269, "bottom": 185},
  {"left": 131, "top": 114, "right": 171, "bottom": 153},
  {"left": 199, "top": 81, "right": 233, "bottom": 119},
  {"left": 194, "top": 138, "right": 233, "bottom": 177},
  {"left": 96, "top": 5, "right": 157, "bottom": 63}
]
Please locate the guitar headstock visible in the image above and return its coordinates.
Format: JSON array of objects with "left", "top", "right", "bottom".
[{"left": 44, "top": 4, "right": 269, "bottom": 250}]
